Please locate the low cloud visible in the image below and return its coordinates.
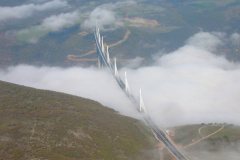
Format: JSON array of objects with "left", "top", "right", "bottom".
[
  {"left": 16, "top": 11, "right": 81, "bottom": 43},
  {"left": 230, "top": 33, "right": 240, "bottom": 46},
  {"left": 0, "top": 66, "right": 137, "bottom": 117},
  {"left": 41, "top": 11, "right": 80, "bottom": 32},
  {"left": 125, "top": 57, "right": 144, "bottom": 69},
  {"left": 0, "top": 0, "right": 68, "bottom": 22},
  {"left": 188, "top": 140, "right": 240, "bottom": 160},
  {"left": 185, "top": 32, "right": 225, "bottom": 52},
  {"left": 123, "top": 32, "right": 240, "bottom": 127},
  {"left": 1, "top": 32, "right": 240, "bottom": 127},
  {"left": 82, "top": 8, "right": 119, "bottom": 31},
  {"left": 192, "top": 151, "right": 240, "bottom": 160},
  {"left": 81, "top": 1, "right": 136, "bottom": 31}
]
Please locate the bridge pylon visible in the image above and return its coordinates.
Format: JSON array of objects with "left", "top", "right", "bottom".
[
  {"left": 106, "top": 46, "right": 110, "bottom": 65},
  {"left": 101, "top": 36, "right": 105, "bottom": 53},
  {"left": 94, "top": 26, "right": 107, "bottom": 68},
  {"left": 124, "top": 71, "right": 131, "bottom": 95},
  {"left": 139, "top": 89, "right": 147, "bottom": 113},
  {"left": 114, "top": 57, "right": 119, "bottom": 78},
  {"left": 96, "top": 28, "right": 100, "bottom": 42}
]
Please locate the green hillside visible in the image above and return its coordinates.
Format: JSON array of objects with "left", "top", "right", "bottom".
[{"left": 0, "top": 80, "right": 158, "bottom": 160}]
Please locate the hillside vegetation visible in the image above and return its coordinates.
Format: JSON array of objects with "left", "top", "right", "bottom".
[{"left": 0, "top": 80, "right": 158, "bottom": 160}]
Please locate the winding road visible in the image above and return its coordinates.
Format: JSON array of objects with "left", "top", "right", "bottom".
[{"left": 67, "top": 29, "right": 131, "bottom": 62}]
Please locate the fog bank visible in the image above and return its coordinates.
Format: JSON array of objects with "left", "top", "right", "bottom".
[{"left": 1, "top": 32, "right": 240, "bottom": 127}]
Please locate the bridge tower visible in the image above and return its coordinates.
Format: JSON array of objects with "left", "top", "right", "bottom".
[
  {"left": 97, "top": 48, "right": 104, "bottom": 68},
  {"left": 114, "top": 58, "right": 119, "bottom": 78},
  {"left": 106, "top": 46, "right": 110, "bottom": 65},
  {"left": 139, "top": 89, "right": 147, "bottom": 113},
  {"left": 124, "top": 72, "right": 130, "bottom": 95},
  {"left": 94, "top": 26, "right": 106, "bottom": 68},
  {"left": 101, "top": 36, "right": 105, "bottom": 53}
]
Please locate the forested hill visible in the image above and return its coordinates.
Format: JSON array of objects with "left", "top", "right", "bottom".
[{"left": 0, "top": 80, "right": 158, "bottom": 160}]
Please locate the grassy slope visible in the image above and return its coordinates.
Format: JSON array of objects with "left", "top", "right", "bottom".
[{"left": 0, "top": 80, "right": 158, "bottom": 160}]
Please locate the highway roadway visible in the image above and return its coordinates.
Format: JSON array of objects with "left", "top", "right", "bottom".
[{"left": 145, "top": 118, "right": 189, "bottom": 160}]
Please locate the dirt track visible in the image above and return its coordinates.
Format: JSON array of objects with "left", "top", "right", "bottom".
[{"left": 183, "top": 125, "right": 224, "bottom": 149}]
